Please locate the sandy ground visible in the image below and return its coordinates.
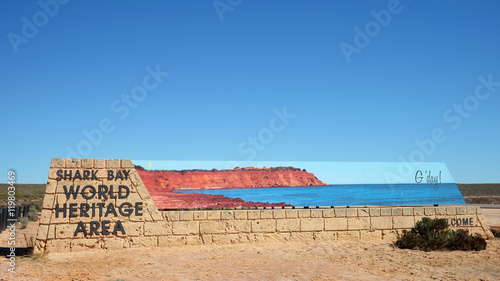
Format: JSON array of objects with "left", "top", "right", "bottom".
[{"left": 1, "top": 210, "right": 500, "bottom": 281}]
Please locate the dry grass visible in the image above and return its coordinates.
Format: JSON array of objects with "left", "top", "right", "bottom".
[
  {"left": 22, "top": 234, "right": 48, "bottom": 260},
  {"left": 457, "top": 183, "right": 500, "bottom": 197}
]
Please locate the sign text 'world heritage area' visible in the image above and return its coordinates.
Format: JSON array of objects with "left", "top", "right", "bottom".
[{"left": 54, "top": 169, "right": 143, "bottom": 236}]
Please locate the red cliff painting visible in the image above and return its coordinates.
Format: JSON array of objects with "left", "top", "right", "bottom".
[{"left": 136, "top": 166, "right": 326, "bottom": 209}]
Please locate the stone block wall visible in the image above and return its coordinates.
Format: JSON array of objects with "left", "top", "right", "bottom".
[
  {"left": 35, "top": 159, "right": 494, "bottom": 253},
  {"left": 158, "top": 205, "right": 493, "bottom": 245}
]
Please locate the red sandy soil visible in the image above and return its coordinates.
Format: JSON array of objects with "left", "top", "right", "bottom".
[{"left": 136, "top": 166, "right": 326, "bottom": 209}]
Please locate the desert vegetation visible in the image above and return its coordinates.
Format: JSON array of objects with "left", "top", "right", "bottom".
[{"left": 396, "top": 217, "right": 487, "bottom": 251}]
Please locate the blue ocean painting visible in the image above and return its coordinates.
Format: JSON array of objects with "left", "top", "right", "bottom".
[{"left": 175, "top": 183, "right": 466, "bottom": 206}]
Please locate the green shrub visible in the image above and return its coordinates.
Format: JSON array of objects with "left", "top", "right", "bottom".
[{"left": 395, "top": 217, "right": 487, "bottom": 251}]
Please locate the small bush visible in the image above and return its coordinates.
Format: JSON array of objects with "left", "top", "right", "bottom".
[
  {"left": 490, "top": 228, "right": 500, "bottom": 238},
  {"left": 19, "top": 217, "right": 29, "bottom": 229},
  {"left": 395, "top": 217, "right": 487, "bottom": 251},
  {"left": 32, "top": 201, "right": 43, "bottom": 212},
  {"left": 28, "top": 212, "right": 39, "bottom": 222}
]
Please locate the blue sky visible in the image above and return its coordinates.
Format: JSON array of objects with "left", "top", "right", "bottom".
[{"left": 1, "top": 0, "right": 499, "bottom": 184}]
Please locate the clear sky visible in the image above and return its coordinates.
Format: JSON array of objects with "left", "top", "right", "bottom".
[{"left": 1, "top": 0, "right": 499, "bottom": 184}]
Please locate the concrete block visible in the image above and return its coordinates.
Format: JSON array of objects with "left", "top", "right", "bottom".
[
  {"left": 71, "top": 238, "right": 101, "bottom": 252},
  {"left": 221, "top": 210, "right": 234, "bottom": 220},
  {"left": 40, "top": 209, "right": 52, "bottom": 224},
  {"left": 424, "top": 207, "right": 435, "bottom": 216},
  {"left": 435, "top": 207, "right": 446, "bottom": 215},
  {"left": 150, "top": 210, "right": 164, "bottom": 222},
  {"left": 290, "top": 232, "right": 314, "bottom": 241},
  {"left": 42, "top": 194, "right": 55, "bottom": 209},
  {"left": 193, "top": 211, "right": 207, "bottom": 220},
  {"left": 129, "top": 172, "right": 143, "bottom": 187},
  {"left": 251, "top": 220, "right": 276, "bottom": 233},
  {"left": 323, "top": 209, "right": 335, "bottom": 218},
  {"left": 277, "top": 219, "right": 300, "bottom": 232},
  {"left": 392, "top": 207, "right": 403, "bottom": 216},
  {"left": 45, "top": 180, "right": 57, "bottom": 194},
  {"left": 265, "top": 233, "right": 291, "bottom": 242},
  {"left": 380, "top": 208, "right": 392, "bottom": 216},
  {"left": 81, "top": 159, "right": 94, "bottom": 168},
  {"left": 360, "top": 230, "right": 382, "bottom": 239},
  {"left": 225, "top": 220, "right": 251, "bottom": 233},
  {"left": 164, "top": 211, "right": 180, "bottom": 221},
  {"left": 48, "top": 169, "right": 59, "bottom": 180},
  {"left": 466, "top": 206, "right": 477, "bottom": 215},
  {"left": 335, "top": 208, "right": 347, "bottom": 217},
  {"left": 207, "top": 210, "right": 221, "bottom": 220},
  {"left": 273, "top": 209, "right": 285, "bottom": 219},
  {"left": 310, "top": 209, "right": 323, "bottom": 218},
  {"left": 358, "top": 208, "right": 369, "bottom": 217},
  {"left": 106, "top": 159, "right": 120, "bottom": 169},
  {"left": 212, "top": 234, "right": 239, "bottom": 244},
  {"left": 125, "top": 221, "right": 145, "bottom": 236},
  {"left": 186, "top": 235, "right": 203, "bottom": 245},
  {"left": 121, "top": 159, "right": 135, "bottom": 168},
  {"left": 369, "top": 208, "right": 380, "bottom": 217},
  {"left": 413, "top": 207, "right": 424, "bottom": 216},
  {"left": 313, "top": 231, "right": 336, "bottom": 241},
  {"left": 298, "top": 209, "right": 311, "bottom": 218},
  {"left": 261, "top": 210, "right": 273, "bottom": 219},
  {"left": 346, "top": 208, "right": 357, "bottom": 217},
  {"left": 55, "top": 224, "right": 83, "bottom": 239},
  {"left": 348, "top": 217, "right": 370, "bottom": 230},
  {"left": 94, "top": 159, "right": 106, "bottom": 169},
  {"left": 393, "top": 217, "right": 414, "bottom": 229},
  {"left": 402, "top": 207, "right": 413, "bottom": 216},
  {"left": 457, "top": 206, "right": 466, "bottom": 215},
  {"left": 130, "top": 236, "right": 158, "bottom": 248},
  {"left": 301, "top": 218, "right": 324, "bottom": 231},
  {"left": 172, "top": 221, "right": 199, "bottom": 235},
  {"left": 382, "top": 229, "right": 398, "bottom": 241},
  {"left": 50, "top": 158, "right": 65, "bottom": 168},
  {"left": 36, "top": 224, "right": 49, "bottom": 240},
  {"left": 66, "top": 158, "right": 81, "bottom": 168},
  {"left": 337, "top": 231, "right": 360, "bottom": 239},
  {"left": 285, "top": 209, "right": 298, "bottom": 218},
  {"left": 233, "top": 210, "right": 247, "bottom": 220},
  {"left": 47, "top": 225, "right": 56, "bottom": 240},
  {"left": 46, "top": 239, "right": 71, "bottom": 253},
  {"left": 370, "top": 217, "right": 392, "bottom": 230},
  {"left": 446, "top": 206, "right": 457, "bottom": 215},
  {"left": 51, "top": 210, "right": 69, "bottom": 223},
  {"left": 179, "top": 211, "right": 193, "bottom": 221},
  {"left": 158, "top": 236, "right": 186, "bottom": 246},
  {"left": 325, "top": 218, "right": 347, "bottom": 231},
  {"left": 144, "top": 221, "right": 172, "bottom": 236},
  {"left": 103, "top": 237, "right": 129, "bottom": 250},
  {"left": 200, "top": 221, "right": 225, "bottom": 234},
  {"left": 247, "top": 210, "right": 261, "bottom": 219}
]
